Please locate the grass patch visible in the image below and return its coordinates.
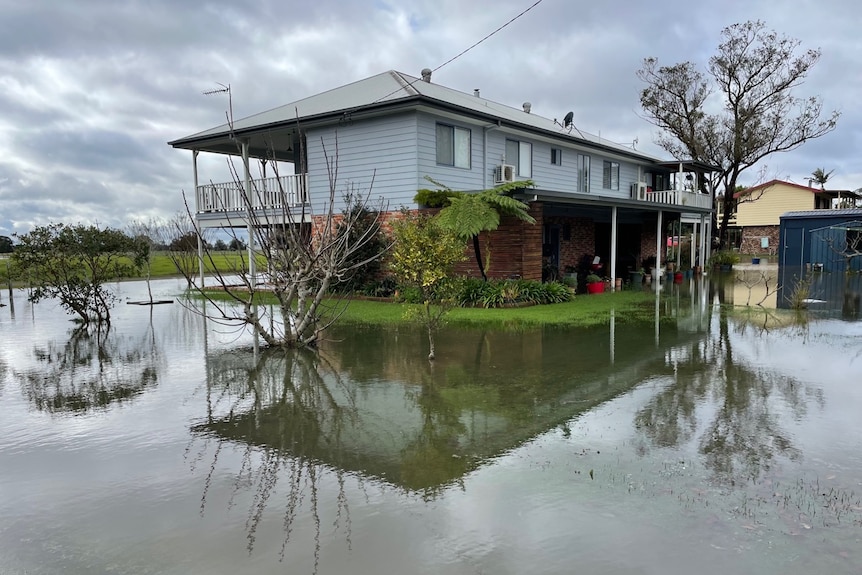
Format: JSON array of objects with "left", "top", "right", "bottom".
[
  {"left": 126, "top": 251, "right": 264, "bottom": 278},
  {"left": 324, "top": 291, "right": 657, "bottom": 329},
  {"left": 193, "top": 288, "right": 656, "bottom": 329}
]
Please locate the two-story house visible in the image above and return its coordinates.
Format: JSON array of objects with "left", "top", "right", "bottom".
[
  {"left": 731, "top": 179, "right": 862, "bottom": 255},
  {"left": 169, "top": 69, "right": 716, "bottom": 283}
]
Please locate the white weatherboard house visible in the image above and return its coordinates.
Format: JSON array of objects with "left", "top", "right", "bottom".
[{"left": 169, "top": 69, "right": 716, "bottom": 282}]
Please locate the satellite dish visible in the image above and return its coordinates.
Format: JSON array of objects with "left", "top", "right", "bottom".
[{"left": 563, "top": 111, "right": 574, "bottom": 128}]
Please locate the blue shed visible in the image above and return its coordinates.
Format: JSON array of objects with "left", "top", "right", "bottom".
[{"left": 778, "top": 209, "right": 862, "bottom": 313}]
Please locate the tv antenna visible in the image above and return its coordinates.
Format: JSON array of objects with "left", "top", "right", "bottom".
[{"left": 203, "top": 82, "right": 233, "bottom": 126}]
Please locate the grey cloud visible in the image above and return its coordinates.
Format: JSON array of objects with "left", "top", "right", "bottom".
[{"left": 1, "top": 0, "right": 860, "bottom": 237}]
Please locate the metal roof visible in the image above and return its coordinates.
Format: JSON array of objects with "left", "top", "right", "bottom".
[
  {"left": 169, "top": 70, "right": 677, "bottom": 164},
  {"left": 780, "top": 208, "right": 862, "bottom": 219}
]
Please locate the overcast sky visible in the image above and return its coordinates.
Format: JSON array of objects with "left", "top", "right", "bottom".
[{"left": 1, "top": 0, "right": 859, "bottom": 239}]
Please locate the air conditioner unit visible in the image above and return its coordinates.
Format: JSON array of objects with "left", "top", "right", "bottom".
[
  {"left": 631, "top": 182, "right": 647, "bottom": 200},
  {"left": 494, "top": 164, "right": 516, "bottom": 184}
]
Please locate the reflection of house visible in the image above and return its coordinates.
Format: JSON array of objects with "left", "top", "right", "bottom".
[
  {"left": 169, "top": 69, "right": 716, "bottom": 281},
  {"left": 194, "top": 313, "right": 710, "bottom": 494},
  {"left": 731, "top": 180, "right": 862, "bottom": 254}
]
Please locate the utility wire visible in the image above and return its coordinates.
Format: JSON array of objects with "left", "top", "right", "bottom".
[{"left": 370, "top": 0, "right": 546, "bottom": 104}]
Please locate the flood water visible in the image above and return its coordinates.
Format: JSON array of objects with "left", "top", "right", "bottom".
[{"left": 1, "top": 277, "right": 861, "bottom": 574}]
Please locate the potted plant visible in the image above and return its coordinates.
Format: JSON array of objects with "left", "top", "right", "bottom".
[
  {"left": 629, "top": 268, "right": 644, "bottom": 286},
  {"left": 710, "top": 250, "right": 740, "bottom": 272},
  {"left": 586, "top": 273, "right": 604, "bottom": 294}
]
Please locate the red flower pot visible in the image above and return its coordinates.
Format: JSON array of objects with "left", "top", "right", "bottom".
[{"left": 587, "top": 282, "right": 604, "bottom": 294}]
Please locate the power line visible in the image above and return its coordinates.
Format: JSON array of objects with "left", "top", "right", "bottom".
[
  {"left": 431, "top": 0, "right": 545, "bottom": 76},
  {"left": 371, "top": 0, "right": 546, "bottom": 104}
]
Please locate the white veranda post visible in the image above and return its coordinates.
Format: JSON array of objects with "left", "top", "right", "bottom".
[
  {"left": 241, "top": 140, "right": 256, "bottom": 288},
  {"left": 610, "top": 206, "right": 618, "bottom": 289},
  {"left": 655, "top": 210, "right": 663, "bottom": 282},
  {"left": 193, "top": 150, "right": 205, "bottom": 287}
]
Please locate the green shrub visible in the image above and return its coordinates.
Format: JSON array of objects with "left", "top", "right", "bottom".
[
  {"left": 413, "top": 188, "right": 460, "bottom": 208},
  {"left": 449, "top": 278, "right": 572, "bottom": 308},
  {"left": 709, "top": 250, "right": 740, "bottom": 266},
  {"left": 395, "top": 285, "right": 423, "bottom": 304}
]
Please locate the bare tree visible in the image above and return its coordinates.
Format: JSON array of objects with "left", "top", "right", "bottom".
[
  {"left": 177, "top": 135, "right": 389, "bottom": 350},
  {"left": 822, "top": 221, "right": 862, "bottom": 272},
  {"left": 638, "top": 20, "right": 840, "bottom": 247}
]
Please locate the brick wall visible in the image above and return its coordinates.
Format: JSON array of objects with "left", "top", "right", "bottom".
[
  {"left": 452, "top": 202, "right": 544, "bottom": 280},
  {"left": 639, "top": 227, "right": 659, "bottom": 268},
  {"left": 739, "top": 225, "right": 779, "bottom": 255}
]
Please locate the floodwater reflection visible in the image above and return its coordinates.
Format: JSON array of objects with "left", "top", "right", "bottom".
[
  {"left": 16, "top": 323, "right": 162, "bottom": 414},
  {"left": 635, "top": 305, "right": 821, "bottom": 484},
  {"left": 1, "top": 278, "right": 861, "bottom": 574}
]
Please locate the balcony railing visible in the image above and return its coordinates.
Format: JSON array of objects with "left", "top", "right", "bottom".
[
  {"left": 641, "top": 187, "right": 713, "bottom": 210},
  {"left": 196, "top": 174, "right": 308, "bottom": 214}
]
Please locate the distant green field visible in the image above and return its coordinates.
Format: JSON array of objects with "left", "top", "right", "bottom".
[
  {"left": 0, "top": 251, "right": 262, "bottom": 284},
  {"left": 142, "top": 251, "right": 265, "bottom": 277}
]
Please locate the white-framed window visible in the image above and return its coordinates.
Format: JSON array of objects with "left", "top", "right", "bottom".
[
  {"left": 578, "top": 154, "right": 590, "bottom": 193},
  {"left": 506, "top": 139, "right": 532, "bottom": 177},
  {"left": 551, "top": 147, "right": 562, "bottom": 166},
  {"left": 436, "top": 124, "right": 471, "bottom": 169},
  {"left": 603, "top": 160, "right": 620, "bottom": 190}
]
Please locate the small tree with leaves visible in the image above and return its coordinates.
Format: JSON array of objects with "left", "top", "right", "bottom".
[
  {"left": 389, "top": 210, "right": 466, "bottom": 360},
  {"left": 638, "top": 20, "right": 839, "bottom": 247},
  {"left": 12, "top": 223, "right": 148, "bottom": 325}
]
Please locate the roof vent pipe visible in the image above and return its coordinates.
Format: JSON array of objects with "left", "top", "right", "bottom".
[
  {"left": 523, "top": 102, "right": 531, "bottom": 113},
  {"left": 421, "top": 68, "right": 432, "bottom": 83},
  {"left": 474, "top": 89, "right": 480, "bottom": 97}
]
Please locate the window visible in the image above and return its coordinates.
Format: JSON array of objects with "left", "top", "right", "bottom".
[
  {"left": 551, "top": 148, "right": 562, "bottom": 166},
  {"left": 603, "top": 161, "right": 620, "bottom": 190},
  {"left": 436, "top": 124, "right": 471, "bottom": 168},
  {"left": 506, "top": 139, "right": 532, "bottom": 177},
  {"left": 578, "top": 154, "right": 590, "bottom": 193}
]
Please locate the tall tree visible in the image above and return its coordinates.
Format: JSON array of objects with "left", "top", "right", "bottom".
[
  {"left": 424, "top": 178, "right": 535, "bottom": 281},
  {"left": 638, "top": 20, "right": 839, "bottom": 247}
]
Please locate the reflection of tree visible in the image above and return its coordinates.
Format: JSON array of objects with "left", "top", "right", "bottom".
[
  {"left": 17, "top": 325, "right": 160, "bottom": 413},
  {"left": 190, "top": 348, "right": 356, "bottom": 573},
  {"left": 636, "top": 306, "right": 820, "bottom": 483}
]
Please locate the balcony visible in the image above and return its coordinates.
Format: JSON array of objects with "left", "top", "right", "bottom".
[
  {"left": 632, "top": 183, "right": 713, "bottom": 210},
  {"left": 644, "top": 188, "right": 712, "bottom": 210},
  {"left": 195, "top": 174, "right": 308, "bottom": 214}
]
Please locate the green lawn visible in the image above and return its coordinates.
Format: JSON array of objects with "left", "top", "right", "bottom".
[{"left": 323, "top": 291, "right": 657, "bottom": 328}]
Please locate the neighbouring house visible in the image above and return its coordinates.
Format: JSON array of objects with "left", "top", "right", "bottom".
[
  {"left": 730, "top": 179, "right": 862, "bottom": 255},
  {"left": 169, "top": 69, "right": 717, "bottom": 283}
]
